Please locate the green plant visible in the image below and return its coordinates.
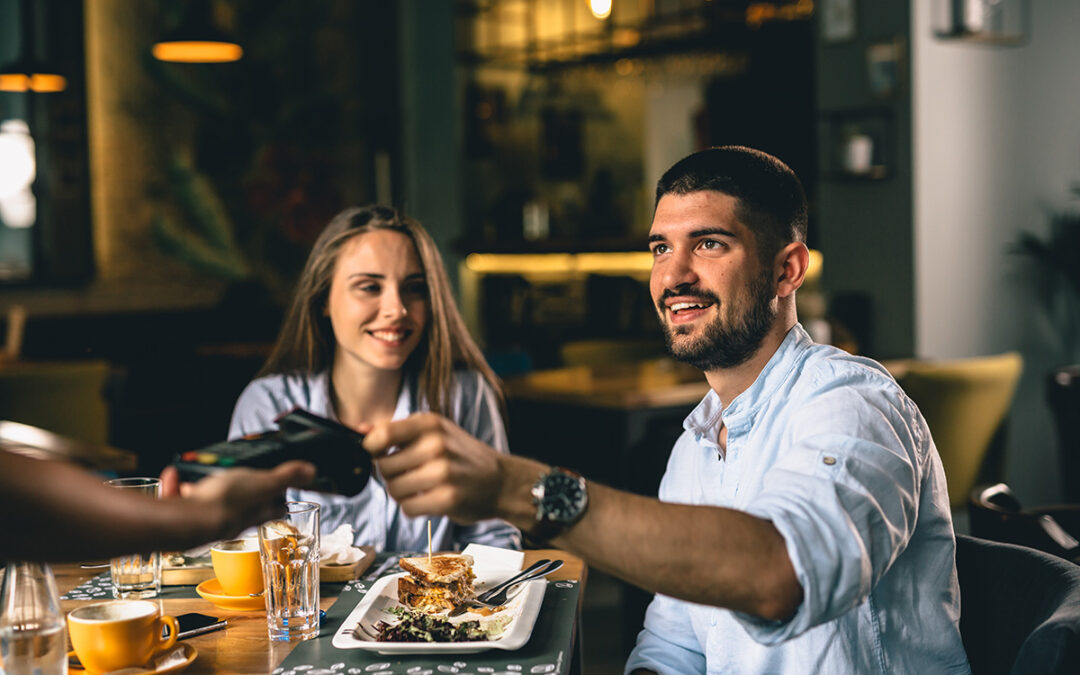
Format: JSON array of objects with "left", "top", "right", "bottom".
[
  {"left": 1011, "top": 203, "right": 1080, "bottom": 362},
  {"left": 151, "top": 158, "right": 251, "bottom": 282}
]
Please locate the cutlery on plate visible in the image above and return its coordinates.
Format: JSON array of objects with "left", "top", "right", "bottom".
[{"left": 449, "top": 559, "right": 564, "bottom": 617}]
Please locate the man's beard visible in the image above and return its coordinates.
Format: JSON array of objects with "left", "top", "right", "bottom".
[{"left": 659, "top": 273, "right": 776, "bottom": 371}]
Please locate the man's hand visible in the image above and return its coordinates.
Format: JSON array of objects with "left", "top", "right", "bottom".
[
  {"left": 182, "top": 460, "right": 316, "bottom": 540},
  {"left": 364, "top": 413, "right": 504, "bottom": 522}
]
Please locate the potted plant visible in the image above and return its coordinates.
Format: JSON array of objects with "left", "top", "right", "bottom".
[{"left": 1012, "top": 199, "right": 1080, "bottom": 501}]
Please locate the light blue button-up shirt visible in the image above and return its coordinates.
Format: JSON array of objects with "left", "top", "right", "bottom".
[{"left": 626, "top": 325, "right": 970, "bottom": 675}]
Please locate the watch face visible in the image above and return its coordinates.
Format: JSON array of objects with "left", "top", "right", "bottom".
[{"left": 543, "top": 472, "right": 587, "bottom": 522}]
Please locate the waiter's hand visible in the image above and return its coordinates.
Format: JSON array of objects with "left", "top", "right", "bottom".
[
  {"left": 161, "top": 461, "right": 316, "bottom": 539},
  {"left": 364, "top": 413, "right": 503, "bottom": 522}
]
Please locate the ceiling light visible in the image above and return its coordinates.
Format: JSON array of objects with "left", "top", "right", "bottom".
[{"left": 153, "top": 1, "right": 243, "bottom": 63}]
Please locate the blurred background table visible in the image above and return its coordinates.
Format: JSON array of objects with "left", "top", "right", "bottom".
[{"left": 504, "top": 357, "right": 708, "bottom": 496}]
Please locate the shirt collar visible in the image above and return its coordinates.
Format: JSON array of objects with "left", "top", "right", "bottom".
[
  {"left": 315, "top": 369, "right": 414, "bottom": 422},
  {"left": 684, "top": 323, "right": 813, "bottom": 436}
]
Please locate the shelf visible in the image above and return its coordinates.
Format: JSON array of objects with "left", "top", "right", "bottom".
[{"left": 455, "top": 237, "right": 648, "bottom": 255}]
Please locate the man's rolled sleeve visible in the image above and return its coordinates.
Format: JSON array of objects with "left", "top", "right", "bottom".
[
  {"left": 626, "top": 593, "right": 707, "bottom": 675},
  {"left": 738, "top": 383, "right": 923, "bottom": 644}
]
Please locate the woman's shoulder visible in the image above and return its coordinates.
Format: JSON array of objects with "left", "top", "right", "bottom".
[{"left": 235, "top": 371, "right": 331, "bottom": 416}]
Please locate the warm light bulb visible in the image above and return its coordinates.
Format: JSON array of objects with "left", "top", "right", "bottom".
[
  {"left": 152, "top": 41, "right": 243, "bottom": 63},
  {"left": 589, "top": 0, "right": 612, "bottom": 20},
  {"left": 0, "top": 73, "right": 30, "bottom": 92},
  {"left": 29, "top": 73, "right": 66, "bottom": 92}
]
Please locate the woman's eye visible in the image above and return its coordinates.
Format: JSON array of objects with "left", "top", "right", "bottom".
[
  {"left": 355, "top": 283, "right": 379, "bottom": 293},
  {"left": 404, "top": 282, "right": 428, "bottom": 296}
]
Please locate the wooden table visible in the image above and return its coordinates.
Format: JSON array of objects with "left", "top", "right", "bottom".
[
  {"left": 55, "top": 550, "right": 585, "bottom": 674},
  {"left": 504, "top": 357, "right": 709, "bottom": 410},
  {"left": 504, "top": 357, "right": 708, "bottom": 496}
]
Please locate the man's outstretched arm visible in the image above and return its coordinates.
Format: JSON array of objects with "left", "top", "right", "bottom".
[
  {"left": 366, "top": 413, "right": 802, "bottom": 621},
  {"left": 1, "top": 450, "right": 315, "bottom": 561}
]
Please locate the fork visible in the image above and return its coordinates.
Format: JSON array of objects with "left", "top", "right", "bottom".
[{"left": 449, "top": 559, "right": 564, "bottom": 617}]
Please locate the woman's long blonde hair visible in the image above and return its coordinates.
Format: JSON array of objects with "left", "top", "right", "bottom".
[{"left": 260, "top": 205, "right": 503, "bottom": 417}]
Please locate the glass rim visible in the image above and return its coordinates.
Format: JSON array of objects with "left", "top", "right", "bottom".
[
  {"left": 282, "top": 501, "right": 320, "bottom": 514},
  {"left": 105, "top": 477, "right": 161, "bottom": 488}
]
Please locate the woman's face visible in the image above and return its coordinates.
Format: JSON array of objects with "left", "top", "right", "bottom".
[{"left": 325, "top": 229, "right": 429, "bottom": 374}]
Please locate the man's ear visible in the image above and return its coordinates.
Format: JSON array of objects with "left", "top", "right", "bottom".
[{"left": 774, "top": 242, "right": 809, "bottom": 298}]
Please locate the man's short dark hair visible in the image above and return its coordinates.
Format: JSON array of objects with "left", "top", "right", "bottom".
[{"left": 655, "top": 146, "right": 808, "bottom": 265}]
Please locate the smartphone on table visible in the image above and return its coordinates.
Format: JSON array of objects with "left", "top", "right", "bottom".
[{"left": 176, "top": 613, "right": 227, "bottom": 639}]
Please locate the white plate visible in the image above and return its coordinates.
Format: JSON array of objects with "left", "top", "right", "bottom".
[{"left": 331, "top": 572, "right": 546, "bottom": 654}]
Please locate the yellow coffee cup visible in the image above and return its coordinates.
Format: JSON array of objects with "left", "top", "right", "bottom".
[
  {"left": 211, "top": 538, "right": 264, "bottom": 596},
  {"left": 67, "top": 600, "right": 178, "bottom": 675}
]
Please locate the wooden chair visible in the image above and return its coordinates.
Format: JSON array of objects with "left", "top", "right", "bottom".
[
  {"left": 896, "top": 352, "right": 1023, "bottom": 509},
  {"left": 0, "top": 359, "right": 113, "bottom": 447},
  {"left": 956, "top": 534, "right": 1080, "bottom": 674}
]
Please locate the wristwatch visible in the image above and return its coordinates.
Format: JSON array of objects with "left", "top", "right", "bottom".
[{"left": 527, "top": 466, "right": 589, "bottom": 545}]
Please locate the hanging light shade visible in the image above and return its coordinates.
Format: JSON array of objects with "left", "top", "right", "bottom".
[
  {"left": 0, "top": 0, "right": 66, "bottom": 93},
  {"left": 153, "top": 0, "right": 243, "bottom": 63},
  {"left": 0, "top": 59, "right": 67, "bottom": 93}
]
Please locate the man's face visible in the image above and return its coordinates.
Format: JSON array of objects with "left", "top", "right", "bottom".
[{"left": 648, "top": 191, "right": 777, "bottom": 371}]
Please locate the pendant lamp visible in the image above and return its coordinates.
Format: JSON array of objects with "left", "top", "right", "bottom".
[
  {"left": 0, "top": 0, "right": 66, "bottom": 93},
  {"left": 153, "top": 0, "right": 243, "bottom": 63}
]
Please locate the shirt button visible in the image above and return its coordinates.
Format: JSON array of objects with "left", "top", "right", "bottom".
[{"left": 823, "top": 456, "right": 837, "bottom": 465}]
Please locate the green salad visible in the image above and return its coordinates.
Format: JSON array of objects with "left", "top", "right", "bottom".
[{"left": 372, "top": 607, "right": 510, "bottom": 643}]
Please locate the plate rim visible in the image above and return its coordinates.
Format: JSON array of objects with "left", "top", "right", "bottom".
[
  {"left": 330, "top": 572, "right": 546, "bottom": 653},
  {"left": 195, "top": 577, "right": 266, "bottom": 611}
]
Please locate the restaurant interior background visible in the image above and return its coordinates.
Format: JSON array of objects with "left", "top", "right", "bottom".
[{"left": 1, "top": 0, "right": 1079, "bottom": 665}]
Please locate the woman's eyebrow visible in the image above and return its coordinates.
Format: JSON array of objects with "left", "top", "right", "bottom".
[{"left": 346, "top": 272, "right": 426, "bottom": 280}]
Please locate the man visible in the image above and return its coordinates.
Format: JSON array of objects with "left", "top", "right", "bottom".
[
  {"left": 2, "top": 448, "right": 314, "bottom": 561},
  {"left": 363, "top": 146, "right": 970, "bottom": 673}
]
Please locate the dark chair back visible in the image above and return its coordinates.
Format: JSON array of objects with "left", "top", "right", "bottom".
[
  {"left": 968, "top": 483, "right": 1080, "bottom": 563},
  {"left": 956, "top": 534, "right": 1080, "bottom": 674}
]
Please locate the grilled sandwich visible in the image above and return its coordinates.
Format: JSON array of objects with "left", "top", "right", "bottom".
[{"left": 397, "top": 554, "right": 475, "bottom": 613}]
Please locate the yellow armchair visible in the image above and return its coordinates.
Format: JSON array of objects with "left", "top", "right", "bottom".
[{"left": 897, "top": 352, "right": 1023, "bottom": 509}]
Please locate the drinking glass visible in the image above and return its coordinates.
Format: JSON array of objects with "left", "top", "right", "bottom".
[
  {"left": 258, "top": 501, "right": 320, "bottom": 641},
  {"left": 105, "top": 477, "right": 162, "bottom": 599},
  {"left": 0, "top": 561, "right": 66, "bottom": 675}
]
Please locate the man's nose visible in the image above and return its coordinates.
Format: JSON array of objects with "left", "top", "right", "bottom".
[{"left": 658, "top": 250, "right": 699, "bottom": 291}]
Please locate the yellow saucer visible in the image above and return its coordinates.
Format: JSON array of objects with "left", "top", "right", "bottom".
[
  {"left": 196, "top": 577, "right": 266, "bottom": 611},
  {"left": 69, "top": 642, "right": 197, "bottom": 674}
]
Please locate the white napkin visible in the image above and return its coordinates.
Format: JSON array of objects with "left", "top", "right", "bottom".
[
  {"left": 102, "top": 644, "right": 190, "bottom": 674},
  {"left": 462, "top": 543, "right": 525, "bottom": 582},
  {"left": 320, "top": 524, "right": 366, "bottom": 564}
]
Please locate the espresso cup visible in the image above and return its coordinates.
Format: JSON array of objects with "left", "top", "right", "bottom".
[
  {"left": 67, "top": 600, "right": 178, "bottom": 674},
  {"left": 211, "top": 538, "right": 264, "bottom": 596}
]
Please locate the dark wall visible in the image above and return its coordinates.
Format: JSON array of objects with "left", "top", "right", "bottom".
[{"left": 815, "top": 2, "right": 914, "bottom": 359}]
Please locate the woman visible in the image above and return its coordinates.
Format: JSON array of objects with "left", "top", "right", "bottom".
[{"left": 229, "top": 205, "right": 520, "bottom": 552}]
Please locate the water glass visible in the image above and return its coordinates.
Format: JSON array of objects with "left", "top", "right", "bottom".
[
  {"left": 0, "top": 561, "right": 66, "bottom": 675},
  {"left": 105, "top": 477, "right": 162, "bottom": 599},
  {"left": 258, "top": 501, "right": 320, "bottom": 641}
]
